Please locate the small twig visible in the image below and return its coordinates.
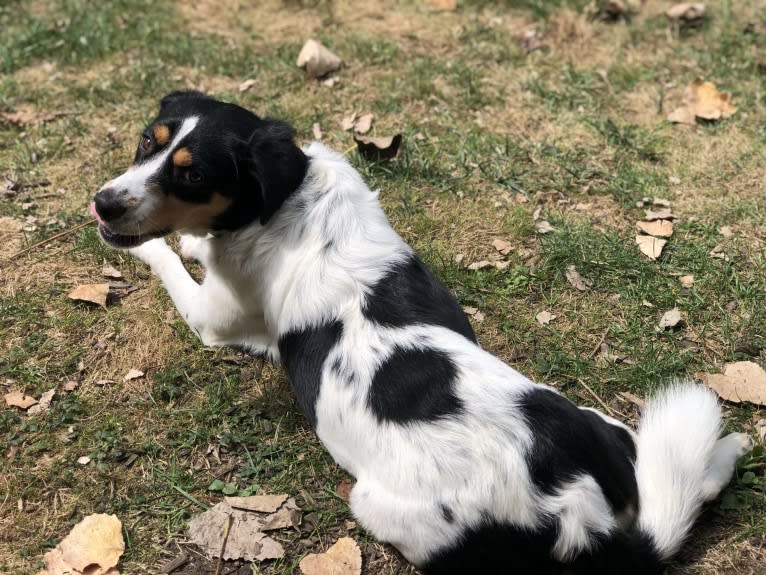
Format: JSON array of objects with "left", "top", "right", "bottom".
[
  {"left": 5, "top": 220, "right": 95, "bottom": 261},
  {"left": 160, "top": 552, "right": 189, "bottom": 574},
  {"left": 588, "top": 328, "right": 610, "bottom": 359},
  {"left": 576, "top": 378, "right": 627, "bottom": 420},
  {"left": 214, "top": 514, "right": 235, "bottom": 575}
]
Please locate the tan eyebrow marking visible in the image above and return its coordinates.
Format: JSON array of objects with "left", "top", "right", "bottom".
[
  {"left": 172, "top": 147, "right": 193, "bottom": 167},
  {"left": 153, "top": 124, "right": 170, "bottom": 146}
]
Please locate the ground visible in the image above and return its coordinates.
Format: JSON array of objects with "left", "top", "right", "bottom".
[{"left": 1, "top": 0, "right": 765, "bottom": 573}]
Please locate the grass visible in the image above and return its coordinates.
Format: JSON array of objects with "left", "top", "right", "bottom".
[{"left": 1, "top": 0, "right": 765, "bottom": 573}]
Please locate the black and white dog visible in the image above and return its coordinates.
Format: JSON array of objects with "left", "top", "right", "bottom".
[{"left": 92, "top": 91, "right": 752, "bottom": 574}]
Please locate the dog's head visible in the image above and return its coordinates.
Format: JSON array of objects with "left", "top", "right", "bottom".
[{"left": 92, "top": 91, "right": 308, "bottom": 248}]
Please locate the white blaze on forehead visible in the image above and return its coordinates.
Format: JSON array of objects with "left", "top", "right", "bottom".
[{"left": 107, "top": 116, "right": 199, "bottom": 195}]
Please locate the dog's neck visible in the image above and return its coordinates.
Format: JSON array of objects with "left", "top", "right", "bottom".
[{"left": 206, "top": 142, "right": 411, "bottom": 339}]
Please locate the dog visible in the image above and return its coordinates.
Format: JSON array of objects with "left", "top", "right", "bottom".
[{"left": 92, "top": 91, "right": 752, "bottom": 574}]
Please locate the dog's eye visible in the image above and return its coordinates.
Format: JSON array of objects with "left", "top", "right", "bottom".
[
  {"left": 140, "top": 135, "right": 152, "bottom": 152},
  {"left": 186, "top": 169, "right": 204, "bottom": 184}
]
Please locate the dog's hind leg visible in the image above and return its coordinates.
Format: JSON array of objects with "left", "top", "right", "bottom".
[{"left": 701, "top": 432, "right": 753, "bottom": 501}]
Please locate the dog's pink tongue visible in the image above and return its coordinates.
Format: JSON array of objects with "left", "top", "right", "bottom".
[{"left": 89, "top": 201, "right": 103, "bottom": 224}]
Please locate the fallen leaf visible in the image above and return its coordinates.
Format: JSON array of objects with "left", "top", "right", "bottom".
[
  {"left": 226, "top": 494, "right": 288, "bottom": 513},
  {"left": 428, "top": 0, "right": 457, "bottom": 10},
  {"left": 4, "top": 391, "right": 38, "bottom": 410},
  {"left": 701, "top": 361, "right": 766, "bottom": 406},
  {"left": 122, "top": 369, "right": 144, "bottom": 382},
  {"left": 514, "top": 28, "right": 544, "bottom": 53},
  {"left": 666, "top": 3, "right": 706, "bottom": 24},
  {"left": 536, "top": 311, "right": 556, "bottom": 326},
  {"left": 643, "top": 208, "right": 677, "bottom": 221},
  {"left": 535, "top": 220, "right": 555, "bottom": 234},
  {"left": 238, "top": 79, "right": 256, "bottom": 93},
  {"left": 462, "top": 306, "right": 478, "bottom": 315},
  {"left": 340, "top": 113, "right": 357, "bottom": 132},
  {"left": 1, "top": 105, "right": 66, "bottom": 126},
  {"left": 679, "top": 275, "right": 695, "bottom": 288},
  {"left": 63, "top": 381, "right": 79, "bottom": 392},
  {"left": 719, "top": 225, "right": 733, "bottom": 237},
  {"left": 40, "top": 514, "right": 124, "bottom": 575},
  {"left": 491, "top": 239, "right": 512, "bottom": 255},
  {"left": 296, "top": 39, "right": 341, "bottom": 79},
  {"left": 635, "top": 235, "right": 667, "bottom": 260},
  {"left": 668, "top": 78, "right": 736, "bottom": 125},
  {"left": 68, "top": 283, "right": 109, "bottom": 307},
  {"left": 335, "top": 478, "right": 354, "bottom": 502},
  {"left": 710, "top": 244, "right": 731, "bottom": 261},
  {"left": 565, "top": 265, "right": 593, "bottom": 291},
  {"left": 102, "top": 263, "right": 123, "bottom": 279},
  {"left": 188, "top": 497, "right": 300, "bottom": 562},
  {"left": 77, "top": 455, "right": 91, "bottom": 465},
  {"left": 299, "top": 537, "right": 362, "bottom": 575},
  {"left": 636, "top": 220, "right": 673, "bottom": 237},
  {"left": 658, "top": 307, "right": 683, "bottom": 330},
  {"left": 354, "top": 113, "right": 373, "bottom": 135},
  {"left": 354, "top": 134, "right": 402, "bottom": 161},
  {"left": 617, "top": 391, "right": 645, "bottom": 408},
  {"left": 312, "top": 123, "right": 322, "bottom": 140},
  {"left": 473, "top": 311, "right": 485, "bottom": 323},
  {"left": 27, "top": 389, "right": 55, "bottom": 415}
]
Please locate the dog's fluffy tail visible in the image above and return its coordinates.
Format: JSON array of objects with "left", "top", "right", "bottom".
[{"left": 634, "top": 383, "right": 721, "bottom": 560}]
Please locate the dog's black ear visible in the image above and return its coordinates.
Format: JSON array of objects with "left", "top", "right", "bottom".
[
  {"left": 159, "top": 90, "right": 209, "bottom": 110},
  {"left": 248, "top": 120, "right": 308, "bottom": 224}
]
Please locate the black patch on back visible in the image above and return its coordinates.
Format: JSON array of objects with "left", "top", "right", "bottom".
[
  {"left": 517, "top": 388, "right": 638, "bottom": 514},
  {"left": 422, "top": 518, "right": 664, "bottom": 575},
  {"left": 440, "top": 504, "right": 455, "bottom": 524},
  {"left": 278, "top": 321, "right": 343, "bottom": 428},
  {"left": 363, "top": 256, "right": 477, "bottom": 343},
  {"left": 368, "top": 346, "right": 462, "bottom": 424}
]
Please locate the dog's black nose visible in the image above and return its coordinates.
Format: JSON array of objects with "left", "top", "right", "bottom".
[{"left": 94, "top": 188, "right": 127, "bottom": 222}]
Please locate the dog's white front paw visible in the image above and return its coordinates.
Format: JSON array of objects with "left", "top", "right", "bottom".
[
  {"left": 128, "top": 238, "right": 175, "bottom": 270},
  {"left": 179, "top": 234, "right": 207, "bottom": 261}
]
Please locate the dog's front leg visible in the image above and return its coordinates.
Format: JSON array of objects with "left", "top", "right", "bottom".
[{"left": 128, "top": 238, "right": 218, "bottom": 345}]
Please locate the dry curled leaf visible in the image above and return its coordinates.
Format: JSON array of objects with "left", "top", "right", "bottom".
[
  {"left": 123, "top": 369, "right": 144, "bottom": 382},
  {"left": 238, "top": 79, "right": 256, "bottom": 93},
  {"left": 679, "top": 275, "right": 695, "bottom": 288},
  {"left": 226, "top": 494, "right": 288, "bottom": 513},
  {"left": 354, "top": 134, "right": 402, "bottom": 161},
  {"left": 565, "top": 265, "right": 592, "bottom": 291},
  {"left": 635, "top": 235, "right": 667, "bottom": 260},
  {"left": 719, "top": 225, "right": 733, "bottom": 237},
  {"left": 658, "top": 307, "right": 682, "bottom": 330},
  {"left": 354, "top": 113, "right": 373, "bottom": 135},
  {"left": 4, "top": 391, "right": 38, "bottom": 410},
  {"left": 300, "top": 537, "right": 362, "bottom": 575},
  {"left": 28, "top": 388, "right": 55, "bottom": 415},
  {"left": 535, "top": 220, "right": 555, "bottom": 234},
  {"left": 40, "top": 514, "right": 124, "bottom": 575},
  {"left": 1, "top": 105, "right": 66, "bottom": 126},
  {"left": 428, "top": 0, "right": 457, "bottom": 11},
  {"left": 701, "top": 361, "right": 766, "bottom": 406},
  {"left": 188, "top": 497, "right": 300, "bottom": 562},
  {"left": 666, "top": 3, "right": 706, "bottom": 24},
  {"left": 340, "top": 113, "right": 357, "bottom": 132},
  {"left": 536, "top": 311, "right": 556, "bottom": 326},
  {"left": 68, "top": 283, "right": 109, "bottom": 307},
  {"left": 102, "top": 263, "right": 123, "bottom": 279},
  {"left": 636, "top": 220, "right": 673, "bottom": 238},
  {"left": 296, "top": 39, "right": 341, "bottom": 79},
  {"left": 668, "top": 78, "right": 737, "bottom": 125},
  {"left": 491, "top": 239, "right": 512, "bottom": 256},
  {"left": 643, "top": 208, "right": 677, "bottom": 221}
]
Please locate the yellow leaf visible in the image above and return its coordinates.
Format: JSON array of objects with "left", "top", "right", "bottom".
[{"left": 4, "top": 391, "right": 38, "bottom": 409}]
